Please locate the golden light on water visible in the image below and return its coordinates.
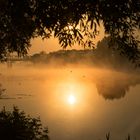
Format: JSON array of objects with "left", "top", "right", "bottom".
[
  {"left": 40, "top": 68, "right": 101, "bottom": 113},
  {"left": 68, "top": 95, "right": 76, "bottom": 105}
]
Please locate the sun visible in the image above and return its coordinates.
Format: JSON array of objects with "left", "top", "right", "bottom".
[{"left": 68, "top": 95, "right": 76, "bottom": 105}]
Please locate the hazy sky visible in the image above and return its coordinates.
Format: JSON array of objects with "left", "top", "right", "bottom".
[{"left": 29, "top": 25, "right": 105, "bottom": 55}]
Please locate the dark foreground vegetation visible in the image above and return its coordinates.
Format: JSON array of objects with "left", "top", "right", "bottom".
[
  {"left": 0, "top": 106, "right": 49, "bottom": 140},
  {"left": 0, "top": 0, "right": 140, "bottom": 64},
  {"left": 104, "top": 133, "right": 136, "bottom": 140},
  {"left": 0, "top": 107, "right": 137, "bottom": 140}
]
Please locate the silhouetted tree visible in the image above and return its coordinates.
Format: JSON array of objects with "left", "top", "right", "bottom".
[
  {"left": 0, "top": 0, "right": 140, "bottom": 63},
  {"left": 95, "top": 36, "right": 134, "bottom": 68},
  {"left": 0, "top": 106, "right": 49, "bottom": 140}
]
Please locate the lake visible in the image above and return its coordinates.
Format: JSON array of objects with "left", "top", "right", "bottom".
[{"left": 0, "top": 62, "right": 140, "bottom": 140}]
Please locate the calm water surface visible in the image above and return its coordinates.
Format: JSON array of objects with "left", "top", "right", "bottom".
[{"left": 0, "top": 62, "right": 140, "bottom": 140}]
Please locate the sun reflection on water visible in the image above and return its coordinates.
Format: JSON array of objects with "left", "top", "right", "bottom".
[
  {"left": 41, "top": 68, "right": 100, "bottom": 120},
  {"left": 68, "top": 95, "right": 76, "bottom": 105}
]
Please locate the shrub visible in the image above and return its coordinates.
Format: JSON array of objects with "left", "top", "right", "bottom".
[{"left": 0, "top": 106, "right": 49, "bottom": 140}]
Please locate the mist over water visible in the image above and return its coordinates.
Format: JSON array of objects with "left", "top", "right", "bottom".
[{"left": 0, "top": 60, "right": 140, "bottom": 140}]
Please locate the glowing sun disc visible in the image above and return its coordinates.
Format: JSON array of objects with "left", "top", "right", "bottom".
[{"left": 68, "top": 95, "right": 76, "bottom": 104}]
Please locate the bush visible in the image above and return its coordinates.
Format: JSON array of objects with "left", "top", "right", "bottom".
[{"left": 0, "top": 106, "right": 49, "bottom": 140}]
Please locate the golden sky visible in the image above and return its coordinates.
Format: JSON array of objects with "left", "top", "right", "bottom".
[{"left": 29, "top": 25, "right": 105, "bottom": 55}]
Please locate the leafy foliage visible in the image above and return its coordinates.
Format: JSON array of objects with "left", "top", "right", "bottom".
[
  {"left": 0, "top": 106, "right": 49, "bottom": 140},
  {"left": 0, "top": 0, "right": 140, "bottom": 62}
]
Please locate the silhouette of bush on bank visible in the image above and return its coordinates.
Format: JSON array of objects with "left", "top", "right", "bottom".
[
  {"left": 0, "top": 106, "right": 137, "bottom": 140},
  {"left": 0, "top": 106, "right": 49, "bottom": 140}
]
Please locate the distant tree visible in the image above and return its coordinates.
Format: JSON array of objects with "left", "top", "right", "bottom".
[
  {"left": 96, "top": 36, "right": 115, "bottom": 57},
  {"left": 0, "top": 106, "right": 49, "bottom": 140},
  {"left": 0, "top": 0, "right": 140, "bottom": 63}
]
